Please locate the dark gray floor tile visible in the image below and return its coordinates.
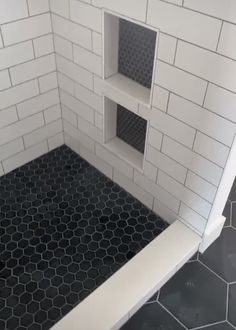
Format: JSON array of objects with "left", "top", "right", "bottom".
[
  {"left": 223, "top": 201, "right": 231, "bottom": 227},
  {"left": 228, "top": 283, "right": 236, "bottom": 327},
  {"left": 200, "top": 322, "right": 235, "bottom": 329},
  {"left": 231, "top": 203, "right": 236, "bottom": 229},
  {"left": 120, "top": 302, "right": 185, "bottom": 330},
  {"left": 159, "top": 261, "right": 227, "bottom": 329},
  {"left": 200, "top": 227, "right": 236, "bottom": 282},
  {"left": 228, "top": 178, "right": 236, "bottom": 202}
]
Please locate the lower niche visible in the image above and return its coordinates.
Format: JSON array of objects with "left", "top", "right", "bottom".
[{"left": 104, "top": 97, "right": 148, "bottom": 169}]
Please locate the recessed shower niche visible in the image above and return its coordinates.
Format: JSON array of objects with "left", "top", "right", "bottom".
[
  {"left": 104, "top": 97, "right": 148, "bottom": 169},
  {"left": 103, "top": 11, "right": 158, "bottom": 106}
]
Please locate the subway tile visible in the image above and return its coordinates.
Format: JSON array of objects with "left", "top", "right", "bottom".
[
  {"left": 93, "top": 76, "right": 103, "bottom": 96},
  {"left": 178, "top": 203, "right": 206, "bottom": 234},
  {"left": 140, "top": 106, "right": 196, "bottom": 148},
  {"left": 56, "top": 55, "right": 93, "bottom": 89},
  {"left": 0, "top": 138, "right": 24, "bottom": 162},
  {"left": 146, "top": 145, "right": 187, "bottom": 184},
  {"left": 113, "top": 170, "right": 154, "bottom": 209},
  {"left": 168, "top": 94, "right": 236, "bottom": 147},
  {"left": 44, "top": 104, "right": 61, "bottom": 123},
  {"left": 94, "top": 112, "right": 103, "bottom": 130},
  {"left": 0, "top": 106, "right": 18, "bottom": 128},
  {"left": 3, "top": 141, "right": 48, "bottom": 174},
  {"left": 142, "top": 161, "right": 158, "bottom": 182},
  {"left": 39, "top": 72, "right": 58, "bottom": 93},
  {"left": 186, "top": 171, "right": 217, "bottom": 203},
  {"left": 33, "top": 34, "right": 54, "bottom": 57},
  {"left": 73, "top": 45, "right": 102, "bottom": 77},
  {"left": 162, "top": 136, "right": 223, "bottom": 186},
  {"left": 194, "top": 132, "right": 229, "bottom": 168},
  {"left": 17, "top": 89, "right": 59, "bottom": 118},
  {"left": 0, "top": 113, "right": 44, "bottom": 146},
  {"left": 155, "top": 61, "right": 207, "bottom": 105},
  {"left": 0, "top": 70, "right": 11, "bottom": 91},
  {"left": 134, "top": 170, "right": 180, "bottom": 213},
  {"left": 0, "top": 41, "right": 34, "bottom": 71},
  {"left": 23, "top": 119, "right": 62, "bottom": 148},
  {"left": 0, "top": 163, "right": 3, "bottom": 176},
  {"left": 204, "top": 84, "right": 236, "bottom": 123},
  {"left": 158, "top": 170, "right": 212, "bottom": 218},
  {"left": 184, "top": 0, "right": 236, "bottom": 24},
  {"left": 152, "top": 85, "right": 169, "bottom": 112},
  {"left": 147, "top": 0, "right": 221, "bottom": 50},
  {"left": 175, "top": 41, "right": 236, "bottom": 93},
  {"left": 96, "top": 144, "right": 133, "bottom": 179},
  {"left": 10, "top": 54, "right": 56, "bottom": 85},
  {"left": 64, "top": 120, "right": 95, "bottom": 152},
  {"left": 147, "top": 126, "right": 163, "bottom": 150},
  {"left": 218, "top": 22, "right": 236, "bottom": 60},
  {"left": 58, "top": 73, "right": 74, "bottom": 95},
  {"left": 1, "top": 13, "right": 52, "bottom": 46},
  {"left": 62, "top": 105, "right": 77, "bottom": 127},
  {"left": 153, "top": 200, "right": 177, "bottom": 224},
  {"left": 70, "top": 0, "right": 102, "bottom": 32},
  {"left": 54, "top": 35, "right": 73, "bottom": 60},
  {"left": 0, "top": 80, "right": 39, "bottom": 111},
  {"left": 77, "top": 115, "right": 103, "bottom": 143},
  {"left": 165, "top": 0, "right": 182, "bottom": 4},
  {"left": 50, "top": 0, "right": 70, "bottom": 18},
  {"left": 28, "top": 0, "right": 50, "bottom": 15},
  {"left": 64, "top": 131, "right": 81, "bottom": 155},
  {"left": 52, "top": 14, "right": 92, "bottom": 50},
  {"left": 0, "top": 35, "right": 3, "bottom": 49},
  {"left": 75, "top": 83, "right": 103, "bottom": 113},
  {"left": 48, "top": 132, "right": 64, "bottom": 151},
  {"left": 80, "top": 145, "right": 113, "bottom": 179},
  {"left": 92, "top": 0, "right": 148, "bottom": 22},
  {"left": 60, "top": 90, "right": 94, "bottom": 123},
  {"left": 0, "top": 0, "right": 28, "bottom": 24},
  {"left": 157, "top": 33, "right": 177, "bottom": 64},
  {"left": 92, "top": 32, "right": 102, "bottom": 56}
]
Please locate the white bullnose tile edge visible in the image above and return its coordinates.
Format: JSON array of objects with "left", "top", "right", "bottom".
[{"left": 52, "top": 220, "right": 201, "bottom": 330}]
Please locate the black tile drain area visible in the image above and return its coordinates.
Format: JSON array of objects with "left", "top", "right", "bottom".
[
  {"left": 117, "top": 105, "right": 147, "bottom": 154},
  {"left": 0, "top": 146, "right": 167, "bottom": 330}
]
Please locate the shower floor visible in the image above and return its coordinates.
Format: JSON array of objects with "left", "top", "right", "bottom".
[{"left": 0, "top": 145, "right": 167, "bottom": 330}]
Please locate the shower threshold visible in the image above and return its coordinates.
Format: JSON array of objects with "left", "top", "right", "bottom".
[{"left": 0, "top": 146, "right": 201, "bottom": 330}]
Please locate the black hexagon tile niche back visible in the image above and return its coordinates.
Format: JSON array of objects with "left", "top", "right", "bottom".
[{"left": 0, "top": 145, "right": 167, "bottom": 330}]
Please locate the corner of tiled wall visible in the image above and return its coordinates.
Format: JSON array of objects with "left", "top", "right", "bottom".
[{"left": 50, "top": 0, "right": 236, "bottom": 236}]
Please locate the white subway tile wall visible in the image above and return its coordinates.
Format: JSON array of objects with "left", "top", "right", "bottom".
[
  {"left": 0, "top": 0, "right": 63, "bottom": 178},
  {"left": 1, "top": 0, "right": 236, "bottom": 235}
]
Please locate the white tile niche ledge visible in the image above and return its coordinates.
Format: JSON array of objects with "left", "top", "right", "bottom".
[
  {"left": 105, "top": 73, "right": 151, "bottom": 109},
  {"left": 52, "top": 220, "right": 201, "bottom": 330},
  {"left": 105, "top": 137, "right": 144, "bottom": 170}
]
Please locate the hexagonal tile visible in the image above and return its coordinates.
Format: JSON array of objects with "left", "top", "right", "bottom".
[
  {"left": 200, "top": 322, "right": 235, "bottom": 330},
  {"left": 228, "top": 283, "right": 236, "bottom": 327},
  {"left": 200, "top": 227, "right": 236, "bottom": 282},
  {"left": 121, "top": 302, "right": 185, "bottom": 330},
  {"left": 0, "top": 145, "right": 167, "bottom": 330},
  {"left": 159, "top": 261, "right": 227, "bottom": 328}
]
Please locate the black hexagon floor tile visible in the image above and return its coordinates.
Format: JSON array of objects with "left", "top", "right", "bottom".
[
  {"left": 228, "top": 283, "right": 236, "bottom": 327},
  {"left": 159, "top": 261, "right": 227, "bottom": 329},
  {"left": 0, "top": 145, "right": 167, "bottom": 330},
  {"left": 199, "top": 227, "right": 236, "bottom": 283},
  {"left": 120, "top": 302, "right": 186, "bottom": 330},
  {"left": 200, "top": 322, "right": 235, "bottom": 330}
]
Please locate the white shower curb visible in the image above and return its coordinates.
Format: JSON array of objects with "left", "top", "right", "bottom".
[{"left": 52, "top": 220, "right": 201, "bottom": 330}]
